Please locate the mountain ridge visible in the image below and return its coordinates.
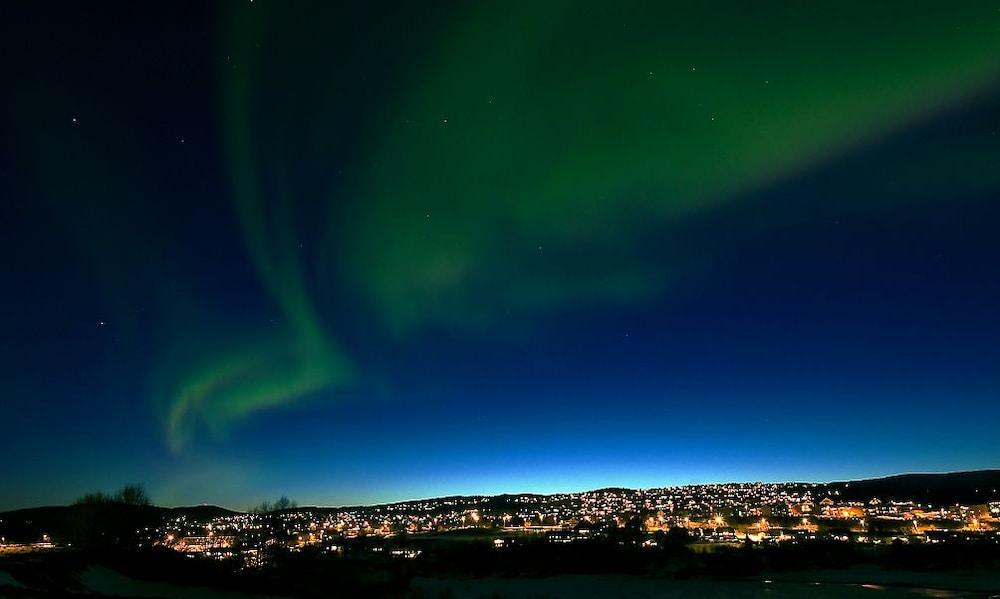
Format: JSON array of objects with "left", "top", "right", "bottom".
[{"left": 3, "top": 469, "right": 998, "bottom": 519}]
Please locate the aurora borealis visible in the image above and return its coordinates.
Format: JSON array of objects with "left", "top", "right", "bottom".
[{"left": 2, "top": 1, "right": 1000, "bottom": 509}]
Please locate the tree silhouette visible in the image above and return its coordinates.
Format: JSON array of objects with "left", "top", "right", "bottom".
[
  {"left": 69, "top": 483, "right": 153, "bottom": 547},
  {"left": 252, "top": 495, "right": 298, "bottom": 513},
  {"left": 116, "top": 483, "right": 151, "bottom": 506},
  {"left": 74, "top": 483, "right": 150, "bottom": 506}
]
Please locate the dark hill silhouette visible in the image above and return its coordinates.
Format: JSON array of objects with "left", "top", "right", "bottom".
[
  {"left": 3, "top": 470, "right": 998, "bottom": 545},
  {"left": 828, "top": 470, "right": 1000, "bottom": 505},
  {"left": 0, "top": 503, "right": 237, "bottom": 546}
]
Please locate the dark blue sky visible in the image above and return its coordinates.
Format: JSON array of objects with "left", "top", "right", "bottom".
[{"left": 2, "top": 1, "right": 999, "bottom": 510}]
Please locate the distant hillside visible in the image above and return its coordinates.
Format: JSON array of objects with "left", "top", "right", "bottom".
[
  {"left": 828, "top": 470, "right": 1000, "bottom": 505},
  {"left": 163, "top": 504, "right": 240, "bottom": 520},
  {"left": 0, "top": 503, "right": 236, "bottom": 523},
  {"left": 0, "top": 503, "right": 237, "bottom": 545},
  {"left": 250, "top": 472, "right": 1000, "bottom": 513},
  {"left": 4, "top": 470, "right": 999, "bottom": 544}
]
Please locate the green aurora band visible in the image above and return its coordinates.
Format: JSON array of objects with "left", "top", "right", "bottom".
[
  {"left": 165, "top": 7, "right": 353, "bottom": 451},
  {"left": 165, "top": 1, "right": 1000, "bottom": 450}
]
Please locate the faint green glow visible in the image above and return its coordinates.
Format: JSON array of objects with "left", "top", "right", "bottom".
[
  {"left": 167, "top": 1, "right": 1000, "bottom": 448},
  {"left": 165, "top": 7, "right": 351, "bottom": 451},
  {"left": 345, "top": 1, "right": 1000, "bottom": 333}
]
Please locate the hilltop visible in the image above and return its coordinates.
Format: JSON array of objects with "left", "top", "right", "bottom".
[{"left": 3, "top": 469, "right": 998, "bottom": 545}]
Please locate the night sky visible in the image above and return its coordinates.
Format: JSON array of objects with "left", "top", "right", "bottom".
[{"left": 2, "top": 1, "right": 1000, "bottom": 510}]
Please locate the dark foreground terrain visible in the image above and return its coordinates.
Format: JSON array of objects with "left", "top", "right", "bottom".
[
  {"left": 4, "top": 471, "right": 1000, "bottom": 597},
  {"left": 4, "top": 540, "right": 1000, "bottom": 598}
]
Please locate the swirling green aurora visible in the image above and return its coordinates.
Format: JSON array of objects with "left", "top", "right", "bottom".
[{"left": 152, "top": 1, "right": 1000, "bottom": 451}]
